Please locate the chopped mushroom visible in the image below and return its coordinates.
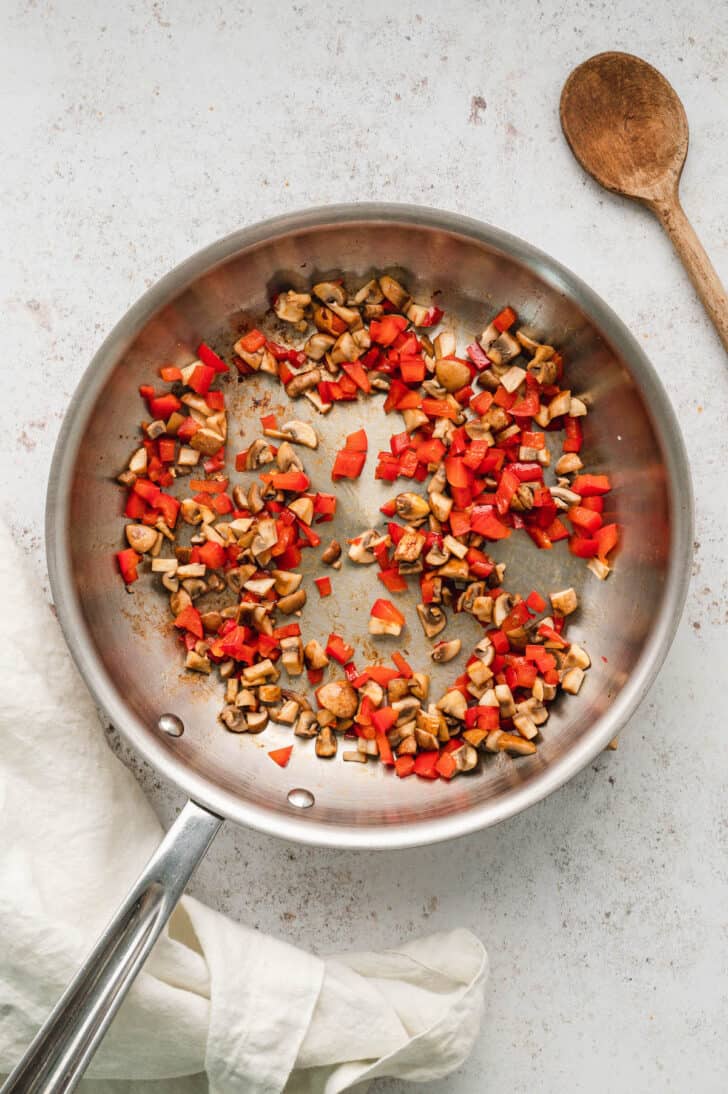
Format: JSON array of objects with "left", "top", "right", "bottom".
[
  {"left": 550, "top": 587, "right": 578, "bottom": 616},
  {"left": 317, "top": 680, "right": 358, "bottom": 719},
  {"left": 416, "top": 603, "right": 447, "bottom": 639},
  {"left": 315, "top": 726, "right": 338, "bottom": 758},
  {"left": 431, "top": 639, "right": 461, "bottom": 663},
  {"left": 118, "top": 280, "right": 609, "bottom": 782},
  {"left": 321, "top": 539, "right": 342, "bottom": 565}
]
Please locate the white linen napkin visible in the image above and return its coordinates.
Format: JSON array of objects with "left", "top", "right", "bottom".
[{"left": 0, "top": 519, "right": 487, "bottom": 1093}]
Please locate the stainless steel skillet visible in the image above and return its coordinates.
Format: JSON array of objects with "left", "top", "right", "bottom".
[{"left": 3, "top": 204, "right": 692, "bottom": 1092}]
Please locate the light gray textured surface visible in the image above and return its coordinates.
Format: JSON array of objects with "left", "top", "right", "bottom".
[{"left": 2, "top": 1, "right": 727, "bottom": 1091}]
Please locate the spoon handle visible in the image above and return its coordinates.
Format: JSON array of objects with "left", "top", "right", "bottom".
[{"left": 650, "top": 194, "right": 728, "bottom": 353}]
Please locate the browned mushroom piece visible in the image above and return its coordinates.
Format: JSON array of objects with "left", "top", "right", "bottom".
[
  {"left": 277, "top": 588, "right": 307, "bottom": 614},
  {"left": 321, "top": 539, "right": 342, "bottom": 565},
  {"left": 431, "top": 638, "right": 462, "bottom": 663},
  {"left": 125, "top": 524, "right": 158, "bottom": 554},
  {"left": 435, "top": 357, "right": 471, "bottom": 392},
  {"left": 275, "top": 441, "right": 304, "bottom": 472},
  {"left": 317, "top": 679, "right": 358, "bottom": 719},
  {"left": 394, "top": 492, "right": 430, "bottom": 523},
  {"left": 285, "top": 368, "right": 321, "bottom": 398},
  {"left": 315, "top": 726, "right": 338, "bottom": 758},
  {"left": 416, "top": 603, "right": 447, "bottom": 639}
]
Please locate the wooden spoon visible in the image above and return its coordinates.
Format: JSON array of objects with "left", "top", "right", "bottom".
[{"left": 560, "top": 51, "right": 728, "bottom": 352}]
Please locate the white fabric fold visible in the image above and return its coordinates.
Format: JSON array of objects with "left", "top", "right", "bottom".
[{"left": 0, "top": 519, "right": 487, "bottom": 1092}]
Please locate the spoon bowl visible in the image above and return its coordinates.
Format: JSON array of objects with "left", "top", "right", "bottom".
[
  {"left": 561, "top": 51, "right": 728, "bottom": 352},
  {"left": 561, "top": 51, "right": 688, "bottom": 202}
]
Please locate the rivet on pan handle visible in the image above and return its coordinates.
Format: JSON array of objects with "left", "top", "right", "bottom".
[{"left": 1, "top": 800, "right": 222, "bottom": 1094}]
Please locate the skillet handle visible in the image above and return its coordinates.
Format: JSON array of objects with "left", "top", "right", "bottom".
[{"left": 1, "top": 799, "right": 222, "bottom": 1094}]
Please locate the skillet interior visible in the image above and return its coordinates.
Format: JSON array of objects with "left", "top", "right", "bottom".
[{"left": 46, "top": 205, "right": 691, "bottom": 848}]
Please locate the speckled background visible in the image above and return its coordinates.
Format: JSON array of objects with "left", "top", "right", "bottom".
[{"left": 2, "top": 1, "right": 727, "bottom": 1090}]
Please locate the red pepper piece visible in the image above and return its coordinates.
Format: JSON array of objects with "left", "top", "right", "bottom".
[
  {"left": 270, "top": 471, "right": 310, "bottom": 493},
  {"left": 495, "top": 468, "right": 520, "bottom": 515},
  {"left": 268, "top": 746, "right": 293, "bottom": 768},
  {"left": 341, "top": 361, "right": 372, "bottom": 393},
  {"left": 325, "top": 633, "right": 354, "bottom": 665},
  {"left": 197, "top": 342, "right": 228, "bottom": 374},
  {"left": 331, "top": 449, "right": 366, "bottom": 481},
  {"left": 370, "top": 706, "right": 396, "bottom": 734},
  {"left": 159, "top": 365, "right": 182, "bottom": 382},
  {"left": 174, "top": 604, "right": 203, "bottom": 639},
  {"left": 148, "top": 393, "right": 182, "bottom": 420},
  {"left": 315, "top": 576, "right": 332, "bottom": 597},
  {"left": 568, "top": 506, "right": 603, "bottom": 535},
  {"left": 370, "top": 598, "right": 405, "bottom": 626},
  {"left": 395, "top": 755, "right": 415, "bottom": 778},
  {"left": 378, "top": 568, "right": 408, "bottom": 593},
  {"left": 569, "top": 535, "right": 599, "bottom": 558},
  {"left": 471, "top": 505, "right": 511, "bottom": 540},
  {"left": 466, "top": 342, "right": 492, "bottom": 371},
  {"left": 435, "top": 752, "right": 457, "bottom": 780},
  {"left": 493, "top": 306, "right": 517, "bottom": 332},
  {"left": 116, "top": 548, "right": 140, "bottom": 584},
  {"left": 370, "top": 314, "right": 408, "bottom": 346},
  {"left": 238, "top": 329, "right": 266, "bottom": 353},
  {"left": 391, "top": 651, "right": 413, "bottom": 678},
  {"left": 413, "top": 751, "right": 440, "bottom": 779},
  {"left": 344, "top": 428, "right": 368, "bottom": 452},
  {"left": 595, "top": 523, "right": 619, "bottom": 561},
  {"left": 526, "top": 589, "right": 546, "bottom": 613},
  {"left": 376, "top": 734, "right": 395, "bottom": 766},
  {"left": 571, "top": 474, "right": 611, "bottom": 496},
  {"left": 197, "top": 541, "right": 226, "bottom": 569}
]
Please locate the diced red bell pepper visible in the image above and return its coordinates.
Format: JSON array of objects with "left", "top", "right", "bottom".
[
  {"left": 470, "top": 505, "right": 511, "bottom": 540},
  {"left": 174, "top": 605, "right": 203, "bottom": 639},
  {"left": 325, "top": 633, "right": 354, "bottom": 664},
  {"left": 413, "top": 751, "right": 440, "bottom": 779},
  {"left": 466, "top": 342, "right": 492, "bottom": 371},
  {"left": 465, "top": 705, "right": 500, "bottom": 730},
  {"left": 344, "top": 428, "right": 368, "bottom": 452},
  {"left": 313, "top": 492, "right": 337, "bottom": 520},
  {"left": 159, "top": 365, "right": 182, "bottom": 382},
  {"left": 176, "top": 416, "right": 200, "bottom": 441},
  {"left": 376, "top": 734, "right": 395, "bottom": 766},
  {"left": 370, "top": 314, "right": 408, "bottom": 346},
  {"left": 391, "top": 651, "right": 413, "bottom": 679},
  {"left": 495, "top": 468, "right": 519, "bottom": 515},
  {"left": 568, "top": 506, "right": 603, "bottom": 535},
  {"left": 370, "top": 598, "right": 405, "bottom": 626},
  {"left": 595, "top": 522, "right": 619, "bottom": 561},
  {"left": 197, "top": 540, "right": 227, "bottom": 569},
  {"left": 238, "top": 328, "right": 266, "bottom": 353},
  {"left": 270, "top": 471, "right": 310, "bottom": 493},
  {"left": 493, "top": 306, "right": 517, "bottom": 332},
  {"left": 133, "top": 478, "right": 161, "bottom": 505},
  {"left": 371, "top": 706, "right": 397, "bottom": 734},
  {"left": 187, "top": 363, "right": 215, "bottom": 396},
  {"left": 268, "top": 746, "right": 293, "bottom": 768},
  {"left": 422, "top": 398, "right": 457, "bottom": 419},
  {"left": 158, "top": 438, "right": 176, "bottom": 463},
  {"left": 526, "top": 590, "right": 546, "bottom": 613},
  {"left": 331, "top": 449, "right": 366, "bottom": 481},
  {"left": 571, "top": 474, "right": 611, "bottom": 496},
  {"left": 563, "top": 416, "right": 583, "bottom": 453},
  {"left": 116, "top": 548, "right": 140, "bottom": 584},
  {"left": 569, "top": 535, "right": 600, "bottom": 558},
  {"left": 342, "top": 361, "right": 372, "bottom": 393},
  {"left": 378, "top": 568, "right": 408, "bottom": 593},
  {"left": 148, "top": 393, "right": 182, "bottom": 420},
  {"left": 545, "top": 516, "right": 570, "bottom": 542},
  {"left": 395, "top": 755, "right": 416, "bottom": 778},
  {"left": 197, "top": 342, "right": 229, "bottom": 374},
  {"left": 315, "top": 576, "right": 332, "bottom": 597}
]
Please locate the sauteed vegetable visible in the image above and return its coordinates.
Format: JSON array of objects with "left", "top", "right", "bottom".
[{"left": 115, "top": 274, "right": 619, "bottom": 779}]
